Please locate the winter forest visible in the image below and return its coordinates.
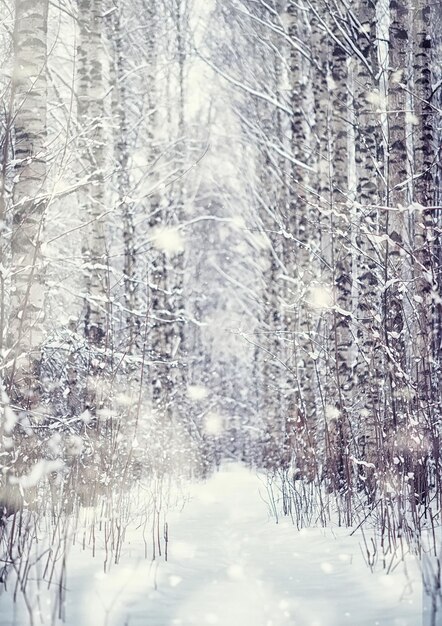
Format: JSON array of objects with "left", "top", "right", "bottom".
[{"left": 0, "top": 0, "right": 441, "bottom": 624}]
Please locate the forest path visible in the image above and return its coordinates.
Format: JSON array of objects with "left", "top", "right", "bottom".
[
  {"left": 107, "top": 464, "right": 421, "bottom": 626},
  {"left": 0, "top": 465, "right": 422, "bottom": 626}
]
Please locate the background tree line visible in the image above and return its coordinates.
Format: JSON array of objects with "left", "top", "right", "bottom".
[
  {"left": 215, "top": 0, "right": 442, "bottom": 514},
  {"left": 0, "top": 0, "right": 441, "bottom": 531}
]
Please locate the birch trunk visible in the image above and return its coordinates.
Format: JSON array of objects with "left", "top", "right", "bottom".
[
  {"left": 385, "top": 0, "right": 409, "bottom": 429},
  {"left": 408, "top": 0, "right": 434, "bottom": 501},
  {"left": 1, "top": 0, "right": 48, "bottom": 515},
  {"left": 286, "top": 0, "right": 318, "bottom": 481},
  {"left": 353, "top": 0, "right": 383, "bottom": 494},
  {"left": 8, "top": 0, "right": 48, "bottom": 405},
  {"left": 77, "top": 0, "right": 107, "bottom": 348},
  {"left": 110, "top": 6, "right": 138, "bottom": 355},
  {"left": 77, "top": 0, "right": 108, "bottom": 416}
]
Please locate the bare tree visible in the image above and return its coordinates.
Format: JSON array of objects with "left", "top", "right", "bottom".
[
  {"left": 7, "top": 0, "right": 49, "bottom": 406},
  {"left": 77, "top": 0, "right": 108, "bottom": 352}
]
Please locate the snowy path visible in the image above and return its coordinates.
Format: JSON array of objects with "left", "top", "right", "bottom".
[
  {"left": 0, "top": 465, "right": 424, "bottom": 626},
  {"left": 143, "top": 466, "right": 422, "bottom": 626}
]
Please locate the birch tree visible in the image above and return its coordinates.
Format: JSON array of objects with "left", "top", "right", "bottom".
[
  {"left": 0, "top": 0, "right": 49, "bottom": 517},
  {"left": 8, "top": 0, "right": 49, "bottom": 405},
  {"left": 77, "top": 0, "right": 107, "bottom": 347},
  {"left": 77, "top": 0, "right": 108, "bottom": 415}
]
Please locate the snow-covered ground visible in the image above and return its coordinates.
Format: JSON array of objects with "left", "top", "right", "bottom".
[{"left": 0, "top": 465, "right": 428, "bottom": 625}]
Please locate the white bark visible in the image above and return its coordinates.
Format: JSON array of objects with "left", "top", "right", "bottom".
[
  {"left": 77, "top": 0, "right": 107, "bottom": 346},
  {"left": 8, "top": 0, "right": 48, "bottom": 401}
]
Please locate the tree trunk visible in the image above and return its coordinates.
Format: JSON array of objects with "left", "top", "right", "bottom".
[
  {"left": 8, "top": 0, "right": 49, "bottom": 406},
  {"left": 385, "top": 0, "right": 409, "bottom": 429},
  {"left": 78, "top": 0, "right": 107, "bottom": 344},
  {"left": 77, "top": 0, "right": 108, "bottom": 413},
  {"left": 353, "top": 0, "right": 383, "bottom": 495},
  {"left": 110, "top": 6, "right": 138, "bottom": 355},
  {"left": 1, "top": 0, "right": 48, "bottom": 513}
]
